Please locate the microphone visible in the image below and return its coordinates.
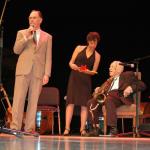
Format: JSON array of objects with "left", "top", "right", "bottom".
[
  {"left": 119, "top": 62, "right": 135, "bottom": 68},
  {"left": 29, "top": 24, "right": 35, "bottom": 34}
]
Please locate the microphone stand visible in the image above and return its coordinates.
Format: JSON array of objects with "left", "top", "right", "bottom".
[
  {"left": 133, "top": 60, "right": 140, "bottom": 137},
  {"left": 0, "top": 26, "right": 3, "bottom": 85},
  {"left": 132, "top": 55, "right": 150, "bottom": 137},
  {"left": 0, "top": 0, "right": 9, "bottom": 84}
]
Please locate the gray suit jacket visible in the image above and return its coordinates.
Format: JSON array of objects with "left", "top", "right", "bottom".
[{"left": 13, "top": 29, "right": 52, "bottom": 79}]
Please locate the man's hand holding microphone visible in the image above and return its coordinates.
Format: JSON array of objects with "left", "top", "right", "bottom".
[{"left": 24, "top": 24, "right": 35, "bottom": 39}]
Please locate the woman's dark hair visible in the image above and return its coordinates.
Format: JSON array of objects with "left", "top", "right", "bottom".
[{"left": 86, "top": 32, "right": 100, "bottom": 43}]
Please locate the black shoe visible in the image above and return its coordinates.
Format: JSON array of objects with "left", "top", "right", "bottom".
[
  {"left": 80, "top": 129, "right": 88, "bottom": 136},
  {"left": 63, "top": 129, "right": 70, "bottom": 136},
  {"left": 87, "top": 127, "right": 103, "bottom": 137},
  {"left": 24, "top": 131, "right": 39, "bottom": 137}
]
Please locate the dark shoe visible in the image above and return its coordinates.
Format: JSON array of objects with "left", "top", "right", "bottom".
[
  {"left": 80, "top": 129, "right": 87, "bottom": 136},
  {"left": 87, "top": 127, "right": 103, "bottom": 137},
  {"left": 63, "top": 129, "right": 70, "bottom": 136},
  {"left": 24, "top": 130, "right": 39, "bottom": 137},
  {"left": 108, "top": 126, "right": 118, "bottom": 136}
]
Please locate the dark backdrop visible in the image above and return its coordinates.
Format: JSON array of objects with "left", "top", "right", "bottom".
[{"left": 0, "top": 0, "right": 150, "bottom": 132}]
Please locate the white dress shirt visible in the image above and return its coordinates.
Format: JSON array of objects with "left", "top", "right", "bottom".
[
  {"left": 35, "top": 29, "right": 40, "bottom": 45},
  {"left": 110, "top": 76, "right": 120, "bottom": 91}
]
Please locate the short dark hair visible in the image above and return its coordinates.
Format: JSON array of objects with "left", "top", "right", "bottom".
[
  {"left": 31, "top": 10, "right": 43, "bottom": 19},
  {"left": 86, "top": 32, "right": 100, "bottom": 43}
]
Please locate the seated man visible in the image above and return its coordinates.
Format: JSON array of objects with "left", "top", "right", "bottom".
[{"left": 87, "top": 60, "right": 146, "bottom": 136}]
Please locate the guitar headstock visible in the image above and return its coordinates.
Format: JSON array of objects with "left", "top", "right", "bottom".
[{"left": 0, "top": 83, "right": 3, "bottom": 91}]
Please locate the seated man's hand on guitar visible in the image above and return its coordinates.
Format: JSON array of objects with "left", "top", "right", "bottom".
[{"left": 94, "top": 87, "right": 100, "bottom": 94}]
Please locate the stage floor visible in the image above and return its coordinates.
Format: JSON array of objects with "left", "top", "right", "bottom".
[{"left": 0, "top": 134, "right": 150, "bottom": 150}]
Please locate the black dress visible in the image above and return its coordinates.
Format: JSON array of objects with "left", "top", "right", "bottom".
[{"left": 66, "top": 47, "right": 95, "bottom": 106}]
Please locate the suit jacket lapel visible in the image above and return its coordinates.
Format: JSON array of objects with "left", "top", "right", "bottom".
[
  {"left": 119, "top": 73, "right": 124, "bottom": 88},
  {"left": 119, "top": 73, "right": 130, "bottom": 90}
]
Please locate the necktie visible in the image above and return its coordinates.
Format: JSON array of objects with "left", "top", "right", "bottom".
[
  {"left": 33, "top": 31, "right": 37, "bottom": 44},
  {"left": 108, "top": 77, "right": 117, "bottom": 92}
]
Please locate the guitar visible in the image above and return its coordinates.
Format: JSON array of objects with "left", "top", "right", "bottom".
[{"left": 0, "top": 84, "right": 12, "bottom": 128}]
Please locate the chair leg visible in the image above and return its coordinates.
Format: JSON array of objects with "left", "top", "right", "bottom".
[
  {"left": 51, "top": 113, "right": 54, "bottom": 135},
  {"left": 103, "top": 114, "right": 107, "bottom": 135},
  {"left": 58, "top": 111, "right": 61, "bottom": 135},
  {"left": 121, "top": 118, "right": 124, "bottom": 133},
  {"left": 133, "top": 117, "right": 136, "bottom": 137}
]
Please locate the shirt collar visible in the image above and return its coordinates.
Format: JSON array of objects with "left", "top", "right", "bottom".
[{"left": 35, "top": 29, "right": 41, "bottom": 34}]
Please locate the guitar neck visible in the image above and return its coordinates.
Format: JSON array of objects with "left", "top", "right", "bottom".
[{"left": 0, "top": 87, "right": 12, "bottom": 108}]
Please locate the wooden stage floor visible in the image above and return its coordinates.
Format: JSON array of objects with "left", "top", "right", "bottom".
[{"left": 0, "top": 133, "right": 150, "bottom": 150}]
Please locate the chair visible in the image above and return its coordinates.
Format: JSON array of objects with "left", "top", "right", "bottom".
[
  {"left": 140, "top": 102, "right": 150, "bottom": 124},
  {"left": 37, "top": 87, "right": 61, "bottom": 135},
  {"left": 103, "top": 72, "right": 144, "bottom": 136}
]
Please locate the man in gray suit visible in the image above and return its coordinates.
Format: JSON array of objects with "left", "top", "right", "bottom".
[{"left": 10, "top": 10, "right": 52, "bottom": 133}]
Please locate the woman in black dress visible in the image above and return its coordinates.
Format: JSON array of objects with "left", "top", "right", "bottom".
[{"left": 63, "top": 32, "right": 101, "bottom": 136}]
